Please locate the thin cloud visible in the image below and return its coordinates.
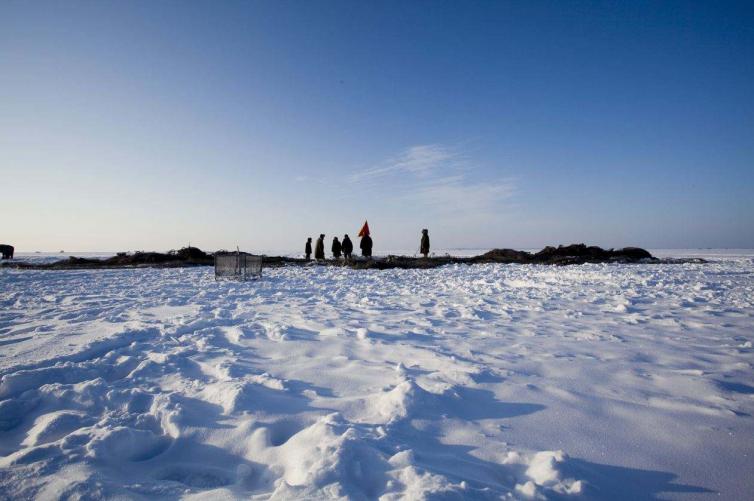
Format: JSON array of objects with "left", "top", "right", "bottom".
[
  {"left": 341, "top": 143, "right": 516, "bottom": 219},
  {"left": 408, "top": 175, "right": 516, "bottom": 218},
  {"left": 349, "top": 144, "right": 458, "bottom": 182}
]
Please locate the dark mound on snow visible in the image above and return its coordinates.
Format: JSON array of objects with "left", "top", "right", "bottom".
[
  {"left": 5, "top": 244, "right": 681, "bottom": 271},
  {"left": 530, "top": 244, "right": 653, "bottom": 263},
  {"left": 349, "top": 244, "right": 656, "bottom": 270},
  {"left": 8, "top": 247, "right": 214, "bottom": 269}
]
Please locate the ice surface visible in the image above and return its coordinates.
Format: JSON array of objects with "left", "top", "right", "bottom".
[{"left": 1, "top": 253, "right": 753, "bottom": 499}]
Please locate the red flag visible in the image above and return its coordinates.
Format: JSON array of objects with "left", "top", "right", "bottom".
[{"left": 358, "top": 220, "right": 370, "bottom": 237}]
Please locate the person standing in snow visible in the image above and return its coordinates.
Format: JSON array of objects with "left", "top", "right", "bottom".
[
  {"left": 342, "top": 234, "right": 353, "bottom": 260},
  {"left": 358, "top": 220, "right": 372, "bottom": 258},
  {"left": 305, "top": 237, "right": 312, "bottom": 261},
  {"left": 420, "top": 229, "right": 430, "bottom": 258},
  {"left": 314, "top": 234, "right": 325, "bottom": 261},
  {"left": 331, "top": 237, "right": 342, "bottom": 259},
  {"left": 360, "top": 234, "right": 373, "bottom": 258}
]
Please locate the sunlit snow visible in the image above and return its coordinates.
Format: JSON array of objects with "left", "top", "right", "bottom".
[{"left": 1, "top": 252, "right": 752, "bottom": 499}]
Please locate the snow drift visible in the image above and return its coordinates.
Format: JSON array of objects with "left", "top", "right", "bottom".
[{"left": 1, "top": 253, "right": 753, "bottom": 499}]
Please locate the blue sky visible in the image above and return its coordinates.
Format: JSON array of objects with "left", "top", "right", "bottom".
[{"left": 2, "top": 1, "right": 753, "bottom": 252}]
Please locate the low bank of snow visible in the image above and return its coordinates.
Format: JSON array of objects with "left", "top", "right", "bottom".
[{"left": 1, "top": 254, "right": 753, "bottom": 499}]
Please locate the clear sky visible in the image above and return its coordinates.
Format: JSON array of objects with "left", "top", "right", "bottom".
[{"left": 2, "top": 1, "right": 753, "bottom": 253}]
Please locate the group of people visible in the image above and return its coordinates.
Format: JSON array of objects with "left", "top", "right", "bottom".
[
  {"left": 305, "top": 233, "right": 370, "bottom": 261},
  {"left": 304, "top": 228, "right": 430, "bottom": 261}
]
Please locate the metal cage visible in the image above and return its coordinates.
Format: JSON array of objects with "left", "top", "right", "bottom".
[{"left": 214, "top": 253, "right": 263, "bottom": 280}]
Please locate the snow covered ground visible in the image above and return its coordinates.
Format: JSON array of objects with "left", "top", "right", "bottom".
[{"left": 1, "top": 253, "right": 752, "bottom": 499}]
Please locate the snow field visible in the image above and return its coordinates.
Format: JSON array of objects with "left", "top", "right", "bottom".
[{"left": 0, "top": 256, "right": 753, "bottom": 499}]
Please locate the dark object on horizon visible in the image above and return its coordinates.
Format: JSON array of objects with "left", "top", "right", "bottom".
[
  {"left": 350, "top": 244, "right": 659, "bottom": 270},
  {"left": 472, "top": 244, "right": 652, "bottom": 265},
  {"left": 25, "top": 246, "right": 215, "bottom": 268},
  {"left": 108, "top": 246, "right": 211, "bottom": 265},
  {"left": 315, "top": 234, "right": 325, "bottom": 260},
  {"left": 332, "top": 237, "right": 342, "bottom": 259},
  {"left": 528, "top": 244, "right": 653, "bottom": 264},
  {"left": 174, "top": 246, "right": 209, "bottom": 260},
  {"left": 0, "top": 244, "right": 13, "bottom": 259},
  {"left": 305, "top": 238, "right": 312, "bottom": 261},
  {"left": 420, "top": 229, "right": 430, "bottom": 257},
  {"left": 360, "top": 234, "right": 373, "bottom": 258},
  {"left": 342, "top": 234, "right": 353, "bottom": 260},
  {"left": 477, "top": 248, "right": 531, "bottom": 262},
  {"left": 7, "top": 243, "right": 690, "bottom": 271},
  {"left": 471, "top": 245, "right": 653, "bottom": 265}
]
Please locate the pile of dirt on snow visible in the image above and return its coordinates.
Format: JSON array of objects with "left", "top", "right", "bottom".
[
  {"left": 346, "top": 244, "right": 657, "bottom": 270},
  {"left": 16, "top": 247, "right": 214, "bottom": 269},
  {"left": 4, "top": 244, "right": 668, "bottom": 271},
  {"left": 529, "top": 244, "right": 653, "bottom": 264},
  {"left": 472, "top": 248, "right": 531, "bottom": 263},
  {"left": 467, "top": 244, "right": 655, "bottom": 265}
]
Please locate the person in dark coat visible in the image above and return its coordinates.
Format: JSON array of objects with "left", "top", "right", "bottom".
[
  {"left": 314, "top": 234, "right": 325, "bottom": 260},
  {"left": 360, "top": 234, "right": 373, "bottom": 258},
  {"left": 342, "top": 234, "right": 353, "bottom": 260},
  {"left": 331, "top": 237, "right": 342, "bottom": 259},
  {"left": 420, "top": 229, "right": 430, "bottom": 258},
  {"left": 305, "top": 237, "right": 312, "bottom": 261}
]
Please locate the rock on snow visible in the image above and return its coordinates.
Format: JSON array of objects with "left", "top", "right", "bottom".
[{"left": 0, "top": 253, "right": 753, "bottom": 499}]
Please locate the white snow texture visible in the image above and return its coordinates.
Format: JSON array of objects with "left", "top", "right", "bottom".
[{"left": 1, "top": 251, "right": 753, "bottom": 499}]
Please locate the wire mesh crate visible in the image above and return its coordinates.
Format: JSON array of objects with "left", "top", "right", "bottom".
[{"left": 214, "top": 252, "right": 263, "bottom": 280}]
